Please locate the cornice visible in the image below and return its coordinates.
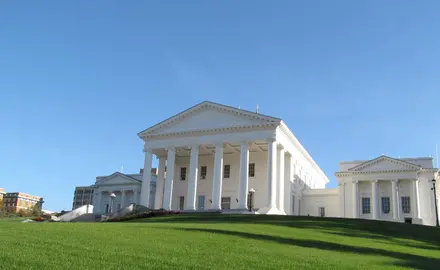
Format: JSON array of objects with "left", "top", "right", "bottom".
[
  {"left": 143, "top": 123, "right": 278, "bottom": 140},
  {"left": 335, "top": 169, "right": 421, "bottom": 177}
]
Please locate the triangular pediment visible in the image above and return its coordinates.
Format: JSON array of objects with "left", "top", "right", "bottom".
[
  {"left": 348, "top": 156, "right": 421, "bottom": 172},
  {"left": 96, "top": 172, "right": 141, "bottom": 186},
  {"left": 138, "top": 101, "right": 281, "bottom": 137}
]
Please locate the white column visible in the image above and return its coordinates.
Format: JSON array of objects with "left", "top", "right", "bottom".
[
  {"left": 238, "top": 142, "right": 249, "bottom": 209},
  {"left": 163, "top": 147, "right": 176, "bottom": 211},
  {"left": 391, "top": 180, "right": 398, "bottom": 220},
  {"left": 284, "top": 153, "right": 292, "bottom": 214},
  {"left": 211, "top": 143, "right": 224, "bottom": 210},
  {"left": 339, "top": 183, "right": 345, "bottom": 218},
  {"left": 412, "top": 179, "right": 420, "bottom": 219},
  {"left": 95, "top": 191, "right": 102, "bottom": 213},
  {"left": 267, "top": 139, "right": 277, "bottom": 208},
  {"left": 352, "top": 180, "right": 359, "bottom": 218},
  {"left": 140, "top": 149, "right": 153, "bottom": 207},
  {"left": 186, "top": 145, "right": 199, "bottom": 210},
  {"left": 121, "top": 190, "right": 126, "bottom": 209},
  {"left": 372, "top": 180, "right": 379, "bottom": 219},
  {"left": 154, "top": 156, "right": 166, "bottom": 209},
  {"left": 277, "top": 145, "right": 285, "bottom": 212},
  {"left": 133, "top": 190, "right": 138, "bottom": 205}
]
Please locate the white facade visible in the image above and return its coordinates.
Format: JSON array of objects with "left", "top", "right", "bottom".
[
  {"left": 333, "top": 156, "right": 439, "bottom": 226},
  {"left": 91, "top": 172, "right": 156, "bottom": 214},
  {"left": 138, "top": 101, "right": 329, "bottom": 215}
]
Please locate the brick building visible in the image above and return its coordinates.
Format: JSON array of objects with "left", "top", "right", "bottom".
[{"left": 1, "top": 191, "right": 43, "bottom": 213}]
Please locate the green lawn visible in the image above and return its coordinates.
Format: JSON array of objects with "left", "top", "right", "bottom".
[{"left": 0, "top": 214, "right": 439, "bottom": 269}]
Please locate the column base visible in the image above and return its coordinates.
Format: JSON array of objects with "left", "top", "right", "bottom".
[{"left": 257, "top": 207, "right": 286, "bottom": 215}]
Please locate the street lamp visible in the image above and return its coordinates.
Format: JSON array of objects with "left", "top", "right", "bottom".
[
  {"left": 432, "top": 179, "right": 439, "bottom": 227},
  {"left": 249, "top": 188, "right": 255, "bottom": 212},
  {"left": 109, "top": 192, "right": 116, "bottom": 215}
]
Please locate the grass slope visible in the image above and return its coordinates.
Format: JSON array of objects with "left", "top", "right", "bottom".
[{"left": 0, "top": 215, "right": 439, "bottom": 269}]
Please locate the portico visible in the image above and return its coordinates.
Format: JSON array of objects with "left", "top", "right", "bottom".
[
  {"left": 137, "top": 101, "right": 329, "bottom": 214},
  {"left": 336, "top": 155, "right": 437, "bottom": 225}
]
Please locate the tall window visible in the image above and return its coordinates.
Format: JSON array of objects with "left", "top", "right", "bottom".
[
  {"left": 200, "top": 166, "right": 207, "bottom": 179},
  {"left": 381, "top": 197, "right": 390, "bottom": 214},
  {"left": 221, "top": 197, "right": 231, "bottom": 210},
  {"left": 180, "top": 167, "right": 187, "bottom": 181},
  {"left": 291, "top": 195, "right": 295, "bottom": 214},
  {"left": 401, "top": 196, "right": 411, "bottom": 214},
  {"left": 197, "top": 196, "right": 205, "bottom": 210},
  {"left": 223, "top": 165, "right": 230, "bottom": 178},
  {"left": 179, "top": 196, "right": 185, "bottom": 210},
  {"left": 249, "top": 163, "right": 255, "bottom": 177},
  {"left": 362, "top": 197, "right": 371, "bottom": 214},
  {"left": 319, "top": 207, "right": 325, "bottom": 217}
]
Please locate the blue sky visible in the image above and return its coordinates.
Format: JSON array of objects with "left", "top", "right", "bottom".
[{"left": 1, "top": 1, "right": 439, "bottom": 211}]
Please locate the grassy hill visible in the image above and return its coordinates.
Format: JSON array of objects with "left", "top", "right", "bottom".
[{"left": 0, "top": 214, "right": 439, "bottom": 269}]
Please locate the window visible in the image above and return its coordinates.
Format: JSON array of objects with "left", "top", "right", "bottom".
[
  {"left": 197, "top": 196, "right": 205, "bottom": 210},
  {"left": 105, "top": 204, "right": 109, "bottom": 214},
  {"left": 401, "top": 196, "right": 411, "bottom": 214},
  {"left": 179, "top": 196, "right": 185, "bottom": 210},
  {"left": 200, "top": 166, "right": 207, "bottom": 179},
  {"left": 223, "top": 165, "right": 230, "bottom": 178},
  {"left": 221, "top": 197, "right": 231, "bottom": 210},
  {"left": 291, "top": 195, "right": 295, "bottom": 214},
  {"left": 362, "top": 197, "right": 370, "bottom": 214},
  {"left": 249, "top": 163, "right": 255, "bottom": 177},
  {"left": 180, "top": 167, "right": 187, "bottom": 181},
  {"left": 381, "top": 197, "right": 390, "bottom": 214},
  {"left": 319, "top": 207, "right": 325, "bottom": 217}
]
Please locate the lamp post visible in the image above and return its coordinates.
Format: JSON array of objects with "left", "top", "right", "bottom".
[
  {"left": 109, "top": 192, "right": 116, "bottom": 215},
  {"left": 249, "top": 188, "right": 255, "bottom": 212},
  {"left": 432, "top": 179, "right": 439, "bottom": 227}
]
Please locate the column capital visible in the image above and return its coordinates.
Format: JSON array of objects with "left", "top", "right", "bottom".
[
  {"left": 277, "top": 144, "right": 284, "bottom": 150},
  {"left": 339, "top": 183, "right": 346, "bottom": 187},
  {"left": 265, "top": 138, "right": 276, "bottom": 143},
  {"left": 143, "top": 148, "right": 153, "bottom": 154},
  {"left": 188, "top": 144, "right": 200, "bottom": 150},
  {"left": 391, "top": 179, "right": 399, "bottom": 183},
  {"left": 352, "top": 180, "right": 359, "bottom": 184},
  {"left": 215, "top": 142, "right": 224, "bottom": 148},
  {"left": 166, "top": 146, "right": 176, "bottom": 152},
  {"left": 371, "top": 179, "right": 379, "bottom": 183}
]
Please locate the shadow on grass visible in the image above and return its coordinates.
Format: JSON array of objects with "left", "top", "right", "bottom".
[
  {"left": 140, "top": 214, "right": 440, "bottom": 251},
  {"left": 169, "top": 227, "right": 439, "bottom": 270}
]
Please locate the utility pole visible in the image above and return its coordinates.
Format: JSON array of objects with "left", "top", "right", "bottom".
[{"left": 432, "top": 179, "right": 439, "bottom": 227}]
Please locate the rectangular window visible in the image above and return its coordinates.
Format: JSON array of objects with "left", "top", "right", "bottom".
[
  {"left": 291, "top": 195, "right": 295, "bottom": 214},
  {"left": 223, "top": 165, "right": 230, "bottom": 178},
  {"left": 105, "top": 204, "right": 109, "bottom": 214},
  {"left": 179, "top": 196, "right": 185, "bottom": 210},
  {"left": 180, "top": 167, "right": 187, "bottom": 181},
  {"left": 401, "top": 196, "right": 411, "bottom": 214},
  {"left": 197, "top": 196, "right": 205, "bottom": 210},
  {"left": 249, "top": 163, "right": 255, "bottom": 177},
  {"left": 381, "top": 197, "right": 390, "bottom": 214},
  {"left": 319, "top": 207, "right": 325, "bottom": 217},
  {"left": 200, "top": 166, "right": 207, "bottom": 179},
  {"left": 221, "top": 197, "right": 231, "bottom": 210},
  {"left": 362, "top": 197, "right": 370, "bottom": 214}
]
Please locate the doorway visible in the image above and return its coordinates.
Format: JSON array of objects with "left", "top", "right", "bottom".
[{"left": 404, "top": 218, "right": 412, "bottom": 224}]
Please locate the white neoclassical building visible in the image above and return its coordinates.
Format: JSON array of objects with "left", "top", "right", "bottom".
[
  {"left": 137, "top": 101, "right": 329, "bottom": 215},
  {"left": 333, "top": 156, "right": 439, "bottom": 226},
  {"left": 90, "top": 171, "right": 156, "bottom": 214},
  {"left": 84, "top": 101, "right": 439, "bottom": 226}
]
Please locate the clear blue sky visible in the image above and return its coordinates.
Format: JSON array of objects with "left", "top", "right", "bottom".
[{"left": 1, "top": 1, "right": 439, "bottom": 211}]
